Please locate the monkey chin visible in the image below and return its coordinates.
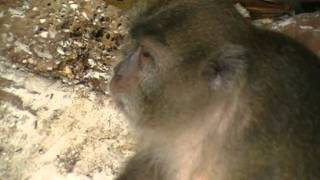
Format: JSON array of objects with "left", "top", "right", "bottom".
[{"left": 111, "top": 92, "right": 144, "bottom": 125}]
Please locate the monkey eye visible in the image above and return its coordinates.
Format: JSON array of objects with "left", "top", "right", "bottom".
[
  {"left": 140, "top": 46, "right": 154, "bottom": 61},
  {"left": 137, "top": 47, "right": 156, "bottom": 70},
  {"left": 141, "top": 50, "right": 152, "bottom": 59}
]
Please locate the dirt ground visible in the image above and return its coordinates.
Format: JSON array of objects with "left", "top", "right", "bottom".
[
  {"left": 0, "top": 62, "right": 134, "bottom": 180},
  {"left": 0, "top": 0, "right": 128, "bottom": 93},
  {"left": 0, "top": 0, "right": 319, "bottom": 180},
  {"left": 0, "top": 1, "right": 134, "bottom": 180}
]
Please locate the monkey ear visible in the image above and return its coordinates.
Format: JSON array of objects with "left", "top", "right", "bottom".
[{"left": 202, "top": 44, "right": 247, "bottom": 91}]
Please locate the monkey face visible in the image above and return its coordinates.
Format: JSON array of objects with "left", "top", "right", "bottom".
[
  {"left": 110, "top": 38, "right": 169, "bottom": 124},
  {"left": 110, "top": 39, "right": 247, "bottom": 128},
  {"left": 110, "top": 35, "right": 210, "bottom": 127},
  {"left": 113, "top": 1, "right": 320, "bottom": 180},
  {"left": 110, "top": 1, "right": 248, "bottom": 128}
]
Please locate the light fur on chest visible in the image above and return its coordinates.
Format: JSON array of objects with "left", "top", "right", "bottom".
[{"left": 139, "top": 97, "right": 245, "bottom": 180}]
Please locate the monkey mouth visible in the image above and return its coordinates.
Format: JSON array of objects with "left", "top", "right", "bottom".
[
  {"left": 114, "top": 99, "right": 125, "bottom": 111},
  {"left": 114, "top": 97, "right": 131, "bottom": 116}
]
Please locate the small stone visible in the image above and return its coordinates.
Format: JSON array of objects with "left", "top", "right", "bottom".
[
  {"left": 39, "top": 31, "right": 49, "bottom": 38},
  {"left": 73, "top": 41, "right": 83, "bottom": 47},
  {"left": 14, "top": 41, "right": 33, "bottom": 55},
  {"left": 34, "top": 48, "right": 53, "bottom": 59},
  {"left": 28, "top": 58, "right": 34, "bottom": 64},
  {"left": 63, "top": 66, "right": 72, "bottom": 76},
  {"left": 3, "top": 24, "right": 10, "bottom": 29},
  {"left": 39, "top": 19, "right": 46, "bottom": 23},
  {"left": 234, "top": 3, "right": 250, "bottom": 18},
  {"left": 300, "top": 26, "right": 313, "bottom": 30},
  {"left": 57, "top": 47, "right": 65, "bottom": 55},
  {"left": 88, "top": 59, "right": 96, "bottom": 67},
  {"left": 7, "top": 33, "right": 14, "bottom": 42},
  {"left": 48, "top": 28, "right": 57, "bottom": 39},
  {"left": 70, "top": 4, "right": 78, "bottom": 10},
  {"left": 8, "top": 8, "right": 25, "bottom": 18},
  {"left": 63, "top": 29, "right": 71, "bottom": 33},
  {"left": 81, "top": 12, "right": 89, "bottom": 20}
]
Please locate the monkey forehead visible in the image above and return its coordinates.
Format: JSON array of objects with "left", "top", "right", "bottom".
[
  {"left": 139, "top": 37, "right": 183, "bottom": 69},
  {"left": 130, "top": 2, "right": 192, "bottom": 42},
  {"left": 130, "top": 1, "right": 246, "bottom": 49}
]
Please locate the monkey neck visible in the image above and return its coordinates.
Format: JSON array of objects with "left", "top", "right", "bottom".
[{"left": 137, "top": 92, "right": 249, "bottom": 180}]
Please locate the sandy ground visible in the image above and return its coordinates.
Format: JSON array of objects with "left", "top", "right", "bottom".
[
  {"left": 0, "top": 0, "right": 128, "bottom": 93},
  {"left": 0, "top": 61, "right": 134, "bottom": 180},
  {"left": 0, "top": 1, "right": 134, "bottom": 179}
]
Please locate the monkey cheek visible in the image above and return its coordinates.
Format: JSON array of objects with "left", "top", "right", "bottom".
[
  {"left": 110, "top": 73, "right": 139, "bottom": 95},
  {"left": 110, "top": 82, "right": 143, "bottom": 122},
  {"left": 109, "top": 74, "right": 126, "bottom": 94}
]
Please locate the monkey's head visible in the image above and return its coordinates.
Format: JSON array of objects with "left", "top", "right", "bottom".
[{"left": 110, "top": 0, "right": 249, "bottom": 129}]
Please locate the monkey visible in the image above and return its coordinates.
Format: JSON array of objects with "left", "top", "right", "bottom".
[{"left": 109, "top": 0, "right": 320, "bottom": 179}]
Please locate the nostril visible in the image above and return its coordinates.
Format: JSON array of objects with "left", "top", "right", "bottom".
[{"left": 110, "top": 75, "right": 121, "bottom": 93}]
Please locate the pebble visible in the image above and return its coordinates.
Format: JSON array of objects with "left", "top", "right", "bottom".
[
  {"left": 34, "top": 48, "right": 53, "bottom": 59},
  {"left": 70, "top": 4, "right": 79, "bottom": 10},
  {"left": 57, "top": 47, "right": 65, "bottom": 55},
  {"left": 14, "top": 41, "right": 33, "bottom": 55},
  {"left": 300, "top": 25, "right": 314, "bottom": 30},
  {"left": 39, "top": 31, "right": 49, "bottom": 38},
  {"left": 39, "top": 19, "right": 46, "bottom": 23},
  {"left": 81, "top": 12, "right": 89, "bottom": 20},
  {"left": 88, "top": 59, "right": 96, "bottom": 67}
]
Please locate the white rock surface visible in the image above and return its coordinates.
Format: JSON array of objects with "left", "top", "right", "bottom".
[{"left": 0, "top": 62, "right": 134, "bottom": 180}]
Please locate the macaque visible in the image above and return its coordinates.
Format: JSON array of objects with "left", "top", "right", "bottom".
[{"left": 110, "top": 0, "right": 320, "bottom": 179}]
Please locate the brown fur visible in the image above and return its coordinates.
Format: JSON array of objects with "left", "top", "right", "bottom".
[{"left": 110, "top": 0, "right": 320, "bottom": 179}]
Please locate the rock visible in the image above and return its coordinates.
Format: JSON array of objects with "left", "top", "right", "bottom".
[{"left": 271, "top": 12, "right": 320, "bottom": 56}]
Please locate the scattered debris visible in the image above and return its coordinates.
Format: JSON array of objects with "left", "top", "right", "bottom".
[{"left": 0, "top": 0, "right": 129, "bottom": 94}]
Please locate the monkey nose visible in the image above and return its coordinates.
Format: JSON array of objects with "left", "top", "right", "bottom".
[
  {"left": 110, "top": 72, "right": 137, "bottom": 94},
  {"left": 109, "top": 74, "right": 123, "bottom": 93},
  {"left": 113, "top": 74, "right": 123, "bottom": 82}
]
